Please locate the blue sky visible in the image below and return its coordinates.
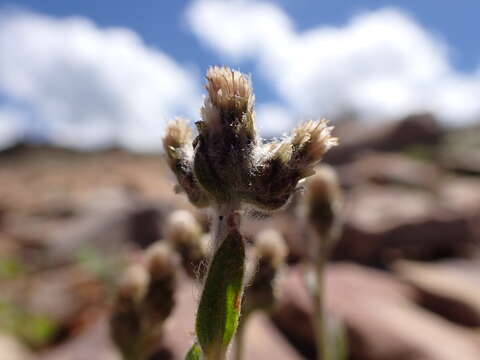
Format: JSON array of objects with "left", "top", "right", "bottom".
[
  {"left": 0, "top": 0, "right": 479, "bottom": 150},
  {"left": 4, "top": 0, "right": 479, "bottom": 101}
]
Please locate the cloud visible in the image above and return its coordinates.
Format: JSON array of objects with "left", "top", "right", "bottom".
[
  {"left": 255, "top": 103, "right": 294, "bottom": 137},
  {"left": 0, "top": 10, "right": 201, "bottom": 151},
  {"left": 187, "top": 0, "right": 480, "bottom": 125}
]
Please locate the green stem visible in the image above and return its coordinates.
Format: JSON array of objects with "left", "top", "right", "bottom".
[{"left": 313, "top": 255, "right": 328, "bottom": 360}]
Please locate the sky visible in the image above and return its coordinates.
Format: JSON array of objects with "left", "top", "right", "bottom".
[{"left": 0, "top": 0, "right": 479, "bottom": 151}]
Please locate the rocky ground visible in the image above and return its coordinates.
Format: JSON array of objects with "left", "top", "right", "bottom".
[{"left": 1, "top": 114, "right": 480, "bottom": 360}]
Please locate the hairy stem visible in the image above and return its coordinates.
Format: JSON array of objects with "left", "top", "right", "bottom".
[
  {"left": 313, "top": 254, "right": 328, "bottom": 360},
  {"left": 312, "top": 233, "right": 334, "bottom": 360}
]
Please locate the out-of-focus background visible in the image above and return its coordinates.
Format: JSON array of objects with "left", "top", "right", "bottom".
[{"left": 1, "top": 1, "right": 480, "bottom": 359}]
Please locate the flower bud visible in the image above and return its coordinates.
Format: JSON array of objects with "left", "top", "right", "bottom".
[
  {"left": 110, "top": 264, "right": 149, "bottom": 358},
  {"left": 165, "top": 210, "right": 207, "bottom": 279},
  {"left": 163, "top": 118, "right": 211, "bottom": 208},
  {"left": 142, "top": 242, "right": 179, "bottom": 326},
  {"left": 193, "top": 67, "right": 258, "bottom": 203},
  {"left": 254, "top": 228, "right": 288, "bottom": 269},
  {"left": 243, "top": 119, "right": 337, "bottom": 210},
  {"left": 306, "top": 165, "right": 343, "bottom": 255},
  {"left": 243, "top": 229, "right": 287, "bottom": 316}
]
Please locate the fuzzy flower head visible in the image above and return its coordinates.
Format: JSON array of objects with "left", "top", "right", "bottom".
[
  {"left": 163, "top": 118, "right": 210, "bottom": 208},
  {"left": 254, "top": 228, "right": 288, "bottom": 268},
  {"left": 146, "top": 242, "right": 179, "bottom": 280},
  {"left": 165, "top": 210, "right": 207, "bottom": 279},
  {"left": 117, "top": 264, "right": 150, "bottom": 303},
  {"left": 163, "top": 66, "right": 338, "bottom": 211},
  {"left": 201, "top": 66, "right": 255, "bottom": 136},
  {"left": 193, "top": 67, "right": 258, "bottom": 203},
  {"left": 306, "top": 164, "right": 343, "bottom": 249}
]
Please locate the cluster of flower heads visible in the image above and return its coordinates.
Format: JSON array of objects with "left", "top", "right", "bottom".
[{"left": 164, "top": 66, "right": 337, "bottom": 210}]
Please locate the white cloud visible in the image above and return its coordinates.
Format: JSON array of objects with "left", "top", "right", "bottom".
[
  {"left": 187, "top": 0, "right": 480, "bottom": 125},
  {"left": 255, "top": 103, "right": 294, "bottom": 137},
  {"left": 0, "top": 11, "right": 201, "bottom": 151}
]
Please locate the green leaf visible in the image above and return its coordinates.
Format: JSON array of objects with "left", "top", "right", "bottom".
[
  {"left": 196, "top": 229, "right": 245, "bottom": 358},
  {"left": 185, "top": 342, "right": 203, "bottom": 360}
]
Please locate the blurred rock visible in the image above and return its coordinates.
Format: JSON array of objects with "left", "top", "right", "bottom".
[
  {"left": 10, "top": 266, "right": 104, "bottom": 325},
  {"left": 38, "top": 317, "right": 119, "bottom": 360},
  {"left": 437, "top": 177, "right": 480, "bottom": 215},
  {"left": 2, "top": 189, "right": 173, "bottom": 267},
  {"left": 239, "top": 312, "right": 302, "bottom": 360},
  {"left": 440, "top": 125, "right": 480, "bottom": 174},
  {"left": 336, "top": 152, "right": 440, "bottom": 189},
  {"left": 274, "top": 263, "right": 480, "bottom": 360},
  {"left": 380, "top": 113, "right": 443, "bottom": 151},
  {"left": 394, "top": 259, "right": 480, "bottom": 327},
  {"left": 332, "top": 185, "right": 475, "bottom": 266},
  {"left": 326, "top": 113, "right": 443, "bottom": 165}
]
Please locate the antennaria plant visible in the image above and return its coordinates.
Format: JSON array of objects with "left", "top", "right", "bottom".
[
  {"left": 163, "top": 66, "right": 337, "bottom": 360},
  {"left": 305, "top": 165, "right": 343, "bottom": 360},
  {"left": 110, "top": 243, "right": 179, "bottom": 360}
]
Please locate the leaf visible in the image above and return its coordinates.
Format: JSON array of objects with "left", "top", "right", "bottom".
[
  {"left": 196, "top": 229, "right": 245, "bottom": 358},
  {"left": 185, "top": 342, "right": 203, "bottom": 360}
]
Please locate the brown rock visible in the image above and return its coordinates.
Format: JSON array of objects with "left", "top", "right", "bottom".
[
  {"left": 336, "top": 152, "right": 440, "bottom": 189},
  {"left": 333, "top": 185, "right": 474, "bottom": 266},
  {"left": 325, "top": 113, "right": 443, "bottom": 165},
  {"left": 440, "top": 125, "right": 480, "bottom": 174},
  {"left": 235, "top": 312, "right": 303, "bottom": 360},
  {"left": 274, "top": 263, "right": 480, "bottom": 360},
  {"left": 394, "top": 259, "right": 480, "bottom": 327},
  {"left": 38, "top": 317, "right": 120, "bottom": 360}
]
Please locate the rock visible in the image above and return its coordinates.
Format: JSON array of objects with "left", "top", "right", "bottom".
[
  {"left": 8, "top": 266, "right": 104, "bottom": 325},
  {"left": 273, "top": 263, "right": 480, "bottom": 360},
  {"left": 2, "top": 194, "right": 169, "bottom": 267},
  {"left": 38, "top": 317, "right": 119, "bottom": 360},
  {"left": 325, "top": 113, "right": 444, "bottom": 165},
  {"left": 393, "top": 259, "right": 480, "bottom": 327},
  {"left": 333, "top": 185, "right": 474, "bottom": 266},
  {"left": 440, "top": 125, "right": 480, "bottom": 174},
  {"left": 437, "top": 177, "right": 480, "bottom": 216},
  {"left": 379, "top": 113, "right": 443, "bottom": 151},
  {"left": 238, "top": 312, "right": 303, "bottom": 360},
  {"left": 336, "top": 153, "right": 440, "bottom": 189}
]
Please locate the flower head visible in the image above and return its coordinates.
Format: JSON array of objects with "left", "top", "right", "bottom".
[
  {"left": 163, "top": 66, "right": 338, "bottom": 212},
  {"left": 163, "top": 118, "right": 211, "bottom": 207},
  {"left": 306, "top": 164, "right": 343, "bottom": 251}
]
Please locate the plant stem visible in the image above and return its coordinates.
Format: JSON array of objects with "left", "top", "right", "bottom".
[
  {"left": 312, "top": 232, "right": 333, "bottom": 360},
  {"left": 313, "top": 255, "right": 327, "bottom": 360},
  {"left": 211, "top": 202, "right": 239, "bottom": 250}
]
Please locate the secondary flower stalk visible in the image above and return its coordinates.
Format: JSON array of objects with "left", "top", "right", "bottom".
[{"left": 305, "top": 165, "right": 343, "bottom": 360}]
